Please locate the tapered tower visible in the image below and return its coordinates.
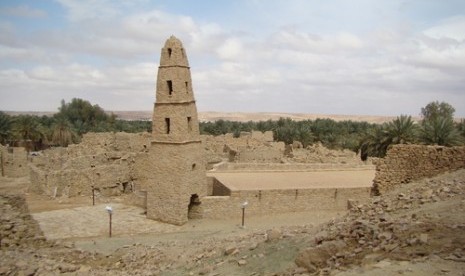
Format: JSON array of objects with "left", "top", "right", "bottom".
[{"left": 147, "top": 36, "right": 207, "bottom": 225}]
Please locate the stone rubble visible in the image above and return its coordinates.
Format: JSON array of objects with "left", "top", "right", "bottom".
[
  {"left": 1, "top": 169, "right": 465, "bottom": 275},
  {"left": 285, "top": 169, "right": 465, "bottom": 275}
]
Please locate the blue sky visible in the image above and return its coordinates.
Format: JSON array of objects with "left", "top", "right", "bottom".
[{"left": 1, "top": 0, "right": 465, "bottom": 117}]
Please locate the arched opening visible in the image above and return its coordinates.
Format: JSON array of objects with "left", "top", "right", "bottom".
[
  {"left": 188, "top": 194, "right": 202, "bottom": 219},
  {"left": 168, "top": 48, "right": 172, "bottom": 58}
]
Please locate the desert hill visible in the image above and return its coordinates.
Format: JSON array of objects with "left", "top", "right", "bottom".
[
  {"left": 111, "top": 111, "right": 404, "bottom": 123},
  {"left": 5, "top": 111, "right": 406, "bottom": 123}
]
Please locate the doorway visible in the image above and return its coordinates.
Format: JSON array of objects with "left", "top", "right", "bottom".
[{"left": 188, "top": 194, "right": 202, "bottom": 219}]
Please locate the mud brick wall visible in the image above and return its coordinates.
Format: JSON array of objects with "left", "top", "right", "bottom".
[
  {"left": 373, "top": 145, "right": 465, "bottom": 194},
  {"left": 29, "top": 132, "right": 150, "bottom": 197},
  {"left": 201, "top": 186, "right": 371, "bottom": 219},
  {"left": 1, "top": 146, "right": 28, "bottom": 177}
]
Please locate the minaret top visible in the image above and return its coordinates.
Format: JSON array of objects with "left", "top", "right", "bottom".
[
  {"left": 159, "top": 35, "right": 189, "bottom": 67},
  {"left": 164, "top": 35, "right": 183, "bottom": 48}
]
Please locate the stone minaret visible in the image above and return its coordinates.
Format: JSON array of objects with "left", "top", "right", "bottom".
[{"left": 147, "top": 36, "right": 207, "bottom": 225}]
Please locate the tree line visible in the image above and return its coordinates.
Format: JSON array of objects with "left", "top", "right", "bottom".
[
  {"left": 1, "top": 99, "right": 464, "bottom": 160},
  {"left": 0, "top": 98, "right": 151, "bottom": 150}
]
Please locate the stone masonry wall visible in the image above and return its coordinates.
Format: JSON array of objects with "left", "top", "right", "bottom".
[
  {"left": 201, "top": 186, "right": 371, "bottom": 219},
  {"left": 373, "top": 144, "right": 465, "bottom": 194},
  {"left": 203, "top": 133, "right": 368, "bottom": 167},
  {"left": 1, "top": 146, "right": 28, "bottom": 178},
  {"left": 0, "top": 194, "right": 49, "bottom": 248},
  {"left": 29, "top": 132, "right": 150, "bottom": 197}
]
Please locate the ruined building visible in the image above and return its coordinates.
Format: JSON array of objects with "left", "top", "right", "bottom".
[{"left": 146, "top": 36, "right": 207, "bottom": 225}]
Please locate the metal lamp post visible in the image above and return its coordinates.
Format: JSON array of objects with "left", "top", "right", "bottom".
[
  {"left": 91, "top": 186, "right": 95, "bottom": 206},
  {"left": 241, "top": 201, "right": 248, "bottom": 228},
  {"left": 105, "top": 206, "right": 113, "bottom": 237}
]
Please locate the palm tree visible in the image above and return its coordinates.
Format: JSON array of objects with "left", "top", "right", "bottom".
[
  {"left": 12, "top": 115, "right": 47, "bottom": 151},
  {"left": 358, "top": 115, "right": 419, "bottom": 161},
  {"left": 0, "top": 111, "right": 12, "bottom": 145},
  {"left": 420, "top": 117, "right": 463, "bottom": 146},
  {"left": 358, "top": 125, "right": 391, "bottom": 161},
  {"left": 51, "top": 116, "right": 77, "bottom": 147},
  {"left": 386, "top": 115, "right": 418, "bottom": 144}
]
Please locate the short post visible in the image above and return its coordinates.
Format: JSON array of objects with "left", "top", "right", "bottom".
[
  {"left": 241, "top": 201, "right": 248, "bottom": 228},
  {"left": 92, "top": 186, "right": 95, "bottom": 206},
  {"left": 105, "top": 206, "right": 113, "bottom": 237}
]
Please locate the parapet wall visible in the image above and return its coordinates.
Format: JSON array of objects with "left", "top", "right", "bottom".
[
  {"left": 373, "top": 144, "right": 465, "bottom": 194},
  {"left": 214, "top": 162, "right": 374, "bottom": 172},
  {"left": 201, "top": 186, "right": 371, "bottom": 219}
]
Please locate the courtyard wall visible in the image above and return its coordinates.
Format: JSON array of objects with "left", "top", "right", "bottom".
[
  {"left": 201, "top": 185, "right": 371, "bottom": 219},
  {"left": 373, "top": 144, "right": 465, "bottom": 194}
]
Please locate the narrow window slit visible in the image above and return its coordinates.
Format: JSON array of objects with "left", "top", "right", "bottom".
[
  {"left": 187, "top": 117, "right": 192, "bottom": 132},
  {"left": 167, "top": 80, "right": 173, "bottom": 95},
  {"left": 165, "top": 118, "right": 170, "bottom": 134}
]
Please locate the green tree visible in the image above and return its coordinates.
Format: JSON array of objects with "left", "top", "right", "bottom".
[
  {"left": 419, "top": 101, "right": 463, "bottom": 146},
  {"left": 56, "top": 98, "right": 113, "bottom": 134},
  {"left": 421, "top": 101, "right": 455, "bottom": 123},
  {"left": 358, "top": 125, "right": 391, "bottom": 161},
  {"left": 358, "top": 115, "right": 418, "bottom": 160},
  {"left": 457, "top": 119, "right": 465, "bottom": 139},
  {"left": 419, "top": 117, "right": 463, "bottom": 146},
  {"left": 12, "top": 115, "right": 47, "bottom": 151},
  {"left": 386, "top": 115, "right": 418, "bottom": 144},
  {"left": 0, "top": 111, "right": 12, "bottom": 145},
  {"left": 50, "top": 116, "right": 77, "bottom": 147}
]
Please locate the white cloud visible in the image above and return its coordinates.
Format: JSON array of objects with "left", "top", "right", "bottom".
[
  {"left": 423, "top": 16, "right": 465, "bottom": 41},
  {"left": 54, "top": 0, "right": 121, "bottom": 22},
  {"left": 0, "top": 5, "right": 47, "bottom": 18},
  {"left": 216, "top": 38, "right": 243, "bottom": 60},
  {"left": 0, "top": 1, "right": 464, "bottom": 116}
]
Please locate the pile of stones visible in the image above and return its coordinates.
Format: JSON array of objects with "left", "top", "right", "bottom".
[{"left": 289, "top": 170, "right": 465, "bottom": 275}]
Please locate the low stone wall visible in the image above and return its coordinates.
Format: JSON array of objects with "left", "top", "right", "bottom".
[
  {"left": 30, "top": 163, "right": 132, "bottom": 197},
  {"left": 1, "top": 146, "right": 29, "bottom": 177},
  {"left": 201, "top": 186, "right": 371, "bottom": 219},
  {"left": 0, "top": 194, "right": 48, "bottom": 248},
  {"left": 373, "top": 144, "right": 465, "bottom": 194}
]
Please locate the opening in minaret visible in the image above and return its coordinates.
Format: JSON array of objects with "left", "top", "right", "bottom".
[
  {"left": 168, "top": 48, "right": 172, "bottom": 58},
  {"left": 185, "top": 81, "right": 189, "bottom": 93},
  {"left": 167, "top": 80, "right": 173, "bottom": 95},
  {"left": 181, "top": 48, "right": 185, "bottom": 57},
  {"left": 187, "top": 117, "right": 192, "bottom": 132},
  {"left": 165, "top": 118, "right": 170, "bottom": 134}
]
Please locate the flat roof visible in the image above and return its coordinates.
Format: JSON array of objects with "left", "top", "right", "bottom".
[{"left": 208, "top": 170, "right": 375, "bottom": 191}]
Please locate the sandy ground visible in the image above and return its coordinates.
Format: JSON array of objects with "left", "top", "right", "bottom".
[
  {"left": 27, "top": 193, "right": 342, "bottom": 251},
  {"left": 209, "top": 170, "right": 375, "bottom": 191},
  {"left": 2, "top": 170, "right": 465, "bottom": 275},
  {"left": 27, "top": 170, "right": 373, "bottom": 243}
]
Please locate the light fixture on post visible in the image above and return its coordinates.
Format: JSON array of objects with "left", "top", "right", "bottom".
[
  {"left": 241, "top": 201, "right": 248, "bottom": 228},
  {"left": 105, "top": 206, "right": 113, "bottom": 237},
  {"left": 91, "top": 186, "right": 95, "bottom": 206}
]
